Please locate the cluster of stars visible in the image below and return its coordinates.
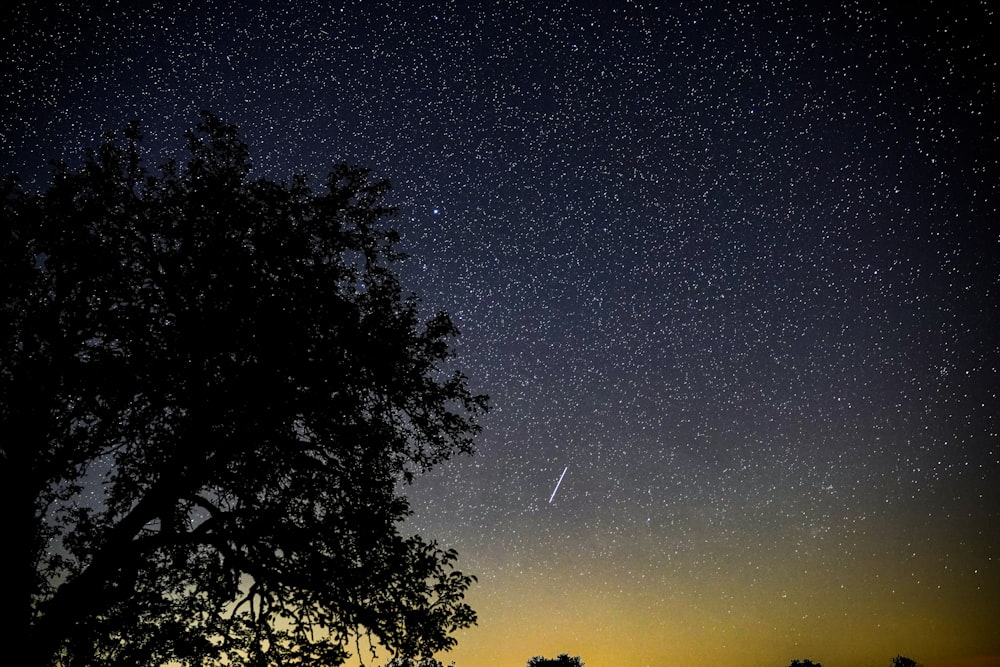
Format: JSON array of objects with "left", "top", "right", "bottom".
[{"left": 4, "top": 1, "right": 998, "bottom": 666}]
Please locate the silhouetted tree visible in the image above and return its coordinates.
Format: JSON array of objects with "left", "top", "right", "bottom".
[
  {"left": 788, "top": 660, "right": 823, "bottom": 667},
  {"left": 382, "top": 658, "right": 450, "bottom": 667},
  {"left": 891, "top": 656, "right": 919, "bottom": 667},
  {"left": 1, "top": 113, "right": 487, "bottom": 667},
  {"left": 527, "top": 655, "right": 585, "bottom": 667}
]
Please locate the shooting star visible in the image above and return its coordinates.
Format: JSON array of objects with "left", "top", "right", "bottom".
[{"left": 548, "top": 466, "right": 568, "bottom": 503}]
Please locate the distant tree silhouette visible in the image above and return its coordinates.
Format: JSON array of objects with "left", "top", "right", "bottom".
[
  {"left": 2, "top": 113, "right": 487, "bottom": 666},
  {"left": 891, "top": 656, "right": 919, "bottom": 667},
  {"left": 382, "top": 658, "right": 450, "bottom": 667},
  {"left": 527, "top": 655, "right": 585, "bottom": 667},
  {"left": 787, "top": 660, "right": 823, "bottom": 667}
]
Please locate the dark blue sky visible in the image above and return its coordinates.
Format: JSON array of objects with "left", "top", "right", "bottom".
[{"left": 4, "top": 2, "right": 998, "bottom": 665}]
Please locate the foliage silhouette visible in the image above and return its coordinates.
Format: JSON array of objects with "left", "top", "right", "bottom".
[
  {"left": 381, "top": 658, "right": 450, "bottom": 667},
  {"left": 787, "top": 660, "right": 823, "bottom": 667},
  {"left": 1, "top": 113, "right": 487, "bottom": 667},
  {"left": 891, "top": 657, "right": 919, "bottom": 667},
  {"left": 526, "top": 655, "right": 585, "bottom": 667}
]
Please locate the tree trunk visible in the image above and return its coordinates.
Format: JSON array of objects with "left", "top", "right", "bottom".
[{"left": 1, "top": 454, "right": 46, "bottom": 666}]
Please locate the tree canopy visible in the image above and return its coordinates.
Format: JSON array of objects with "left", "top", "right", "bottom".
[
  {"left": 1, "top": 113, "right": 487, "bottom": 667},
  {"left": 526, "top": 654, "right": 585, "bottom": 667}
]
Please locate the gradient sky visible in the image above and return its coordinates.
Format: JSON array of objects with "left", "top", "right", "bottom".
[{"left": 4, "top": 2, "right": 999, "bottom": 667}]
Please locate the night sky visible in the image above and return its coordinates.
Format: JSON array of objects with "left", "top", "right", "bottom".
[{"left": 4, "top": 2, "right": 999, "bottom": 667}]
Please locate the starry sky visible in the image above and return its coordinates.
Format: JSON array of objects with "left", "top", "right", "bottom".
[{"left": 4, "top": 2, "right": 999, "bottom": 667}]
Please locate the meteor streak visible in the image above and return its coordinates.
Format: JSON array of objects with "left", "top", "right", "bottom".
[{"left": 549, "top": 466, "right": 568, "bottom": 503}]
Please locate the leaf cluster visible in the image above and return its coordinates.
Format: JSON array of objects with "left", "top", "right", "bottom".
[
  {"left": 526, "top": 655, "right": 584, "bottom": 667},
  {"left": 1, "top": 113, "right": 487, "bottom": 666}
]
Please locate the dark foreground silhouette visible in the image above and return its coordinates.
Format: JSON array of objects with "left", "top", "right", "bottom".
[{"left": 2, "top": 113, "right": 487, "bottom": 667}]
